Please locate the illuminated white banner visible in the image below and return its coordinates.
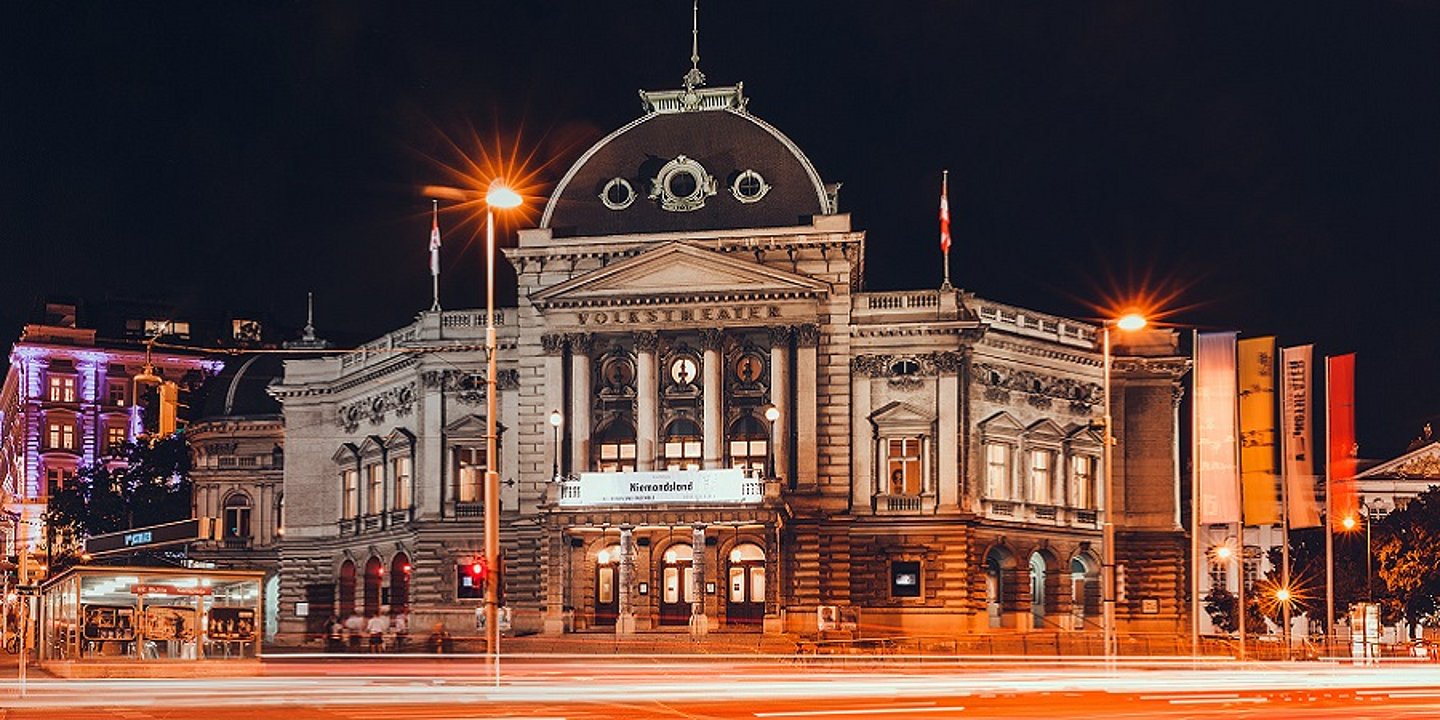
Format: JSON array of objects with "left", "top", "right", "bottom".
[{"left": 568, "top": 469, "right": 760, "bottom": 506}]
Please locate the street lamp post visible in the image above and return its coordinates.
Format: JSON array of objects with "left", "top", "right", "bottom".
[
  {"left": 483, "top": 180, "right": 522, "bottom": 685},
  {"left": 764, "top": 405, "right": 781, "bottom": 479},
  {"left": 549, "top": 409, "right": 563, "bottom": 480},
  {"left": 1102, "top": 312, "right": 1146, "bottom": 661}
]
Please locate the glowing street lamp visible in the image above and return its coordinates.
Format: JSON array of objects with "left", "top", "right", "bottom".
[
  {"left": 1102, "top": 311, "right": 1147, "bottom": 661},
  {"left": 764, "top": 405, "right": 781, "bottom": 479},
  {"left": 483, "top": 180, "right": 522, "bottom": 685},
  {"left": 549, "top": 409, "right": 564, "bottom": 480}
]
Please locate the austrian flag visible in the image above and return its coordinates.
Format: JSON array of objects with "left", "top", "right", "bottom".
[
  {"left": 940, "top": 170, "right": 951, "bottom": 255},
  {"left": 429, "top": 202, "right": 441, "bottom": 276}
]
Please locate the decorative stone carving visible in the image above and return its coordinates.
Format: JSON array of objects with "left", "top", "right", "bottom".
[
  {"left": 633, "top": 330, "right": 659, "bottom": 353},
  {"left": 1395, "top": 454, "right": 1440, "bottom": 478},
  {"left": 795, "top": 324, "right": 821, "bottom": 348},
  {"left": 851, "top": 355, "right": 889, "bottom": 378},
  {"left": 767, "top": 325, "right": 792, "bottom": 346},
  {"left": 929, "top": 351, "right": 963, "bottom": 374},
  {"left": 973, "top": 362, "right": 1102, "bottom": 413},
  {"left": 567, "top": 332, "right": 594, "bottom": 356},
  {"left": 541, "top": 333, "right": 567, "bottom": 356},
  {"left": 419, "top": 370, "right": 486, "bottom": 406},
  {"left": 337, "top": 382, "right": 417, "bottom": 432},
  {"left": 699, "top": 328, "right": 724, "bottom": 351}
]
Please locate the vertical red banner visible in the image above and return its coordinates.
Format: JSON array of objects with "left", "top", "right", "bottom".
[{"left": 1327, "top": 353, "right": 1358, "bottom": 531}]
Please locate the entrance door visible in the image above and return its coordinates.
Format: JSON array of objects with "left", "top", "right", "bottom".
[
  {"left": 594, "top": 545, "right": 619, "bottom": 627},
  {"left": 725, "top": 543, "right": 766, "bottom": 627},
  {"left": 659, "top": 543, "right": 694, "bottom": 626}
]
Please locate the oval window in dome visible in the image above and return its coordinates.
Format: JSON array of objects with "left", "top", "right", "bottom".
[
  {"left": 600, "top": 178, "right": 635, "bottom": 210},
  {"left": 731, "top": 169, "right": 771, "bottom": 203},
  {"left": 667, "top": 169, "right": 699, "bottom": 199}
]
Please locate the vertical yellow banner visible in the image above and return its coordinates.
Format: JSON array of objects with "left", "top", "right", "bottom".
[{"left": 1239, "top": 336, "right": 1279, "bottom": 525}]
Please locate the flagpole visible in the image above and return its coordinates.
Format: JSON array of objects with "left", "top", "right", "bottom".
[
  {"left": 1190, "top": 329, "right": 1200, "bottom": 659},
  {"left": 939, "top": 169, "right": 953, "bottom": 291},
  {"left": 430, "top": 199, "right": 442, "bottom": 312},
  {"left": 1279, "top": 365, "right": 1293, "bottom": 659},
  {"left": 1324, "top": 358, "right": 1335, "bottom": 657}
]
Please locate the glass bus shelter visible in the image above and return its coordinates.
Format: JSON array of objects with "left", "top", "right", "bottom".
[{"left": 38, "top": 565, "right": 264, "bottom": 667}]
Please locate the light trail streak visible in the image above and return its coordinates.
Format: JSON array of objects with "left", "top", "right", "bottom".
[{"left": 755, "top": 706, "right": 962, "bottom": 717}]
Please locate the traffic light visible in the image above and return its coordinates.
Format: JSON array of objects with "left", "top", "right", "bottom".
[
  {"left": 457, "top": 559, "right": 487, "bottom": 599},
  {"left": 158, "top": 381, "right": 179, "bottom": 435},
  {"left": 1116, "top": 564, "right": 1128, "bottom": 603}
]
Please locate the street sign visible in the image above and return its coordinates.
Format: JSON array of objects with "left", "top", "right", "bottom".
[
  {"left": 15, "top": 584, "right": 37, "bottom": 596},
  {"left": 85, "top": 518, "right": 216, "bottom": 557}
]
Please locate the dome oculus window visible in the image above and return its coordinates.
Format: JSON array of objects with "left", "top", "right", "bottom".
[
  {"left": 600, "top": 178, "right": 636, "bottom": 210},
  {"left": 649, "top": 155, "right": 716, "bottom": 212},
  {"left": 730, "top": 169, "right": 771, "bottom": 203}
]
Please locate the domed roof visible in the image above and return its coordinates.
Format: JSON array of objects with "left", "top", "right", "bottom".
[
  {"left": 541, "top": 85, "right": 836, "bottom": 238},
  {"left": 197, "top": 353, "right": 283, "bottom": 420}
]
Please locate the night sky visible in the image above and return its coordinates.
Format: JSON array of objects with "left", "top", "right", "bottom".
[{"left": 3, "top": 3, "right": 1438, "bottom": 459}]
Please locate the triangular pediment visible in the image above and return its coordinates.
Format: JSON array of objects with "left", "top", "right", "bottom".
[
  {"left": 978, "top": 412, "right": 1025, "bottom": 436},
  {"left": 1026, "top": 419, "right": 1066, "bottom": 440},
  {"left": 1358, "top": 441, "right": 1440, "bottom": 480},
  {"left": 532, "top": 242, "right": 830, "bottom": 305},
  {"left": 869, "top": 401, "right": 935, "bottom": 434}
]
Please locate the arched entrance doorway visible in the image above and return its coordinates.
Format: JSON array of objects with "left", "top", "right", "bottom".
[
  {"left": 594, "top": 545, "right": 620, "bottom": 627},
  {"left": 659, "top": 543, "right": 694, "bottom": 626},
  {"left": 1070, "top": 554, "right": 1099, "bottom": 629},
  {"left": 390, "top": 553, "right": 411, "bottom": 613},
  {"left": 1029, "top": 552, "right": 1048, "bottom": 628},
  {"left": 725, "top": 543, "right": 766, "bottom": 626},
  {"left": 984, "top": 546, "right": 1015, "bottom": 628},
  {"left": 363, "top": 556, "right": 383, "bottom": 618}
]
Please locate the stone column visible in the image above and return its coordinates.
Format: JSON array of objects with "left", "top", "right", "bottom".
[
  {"left": 542, "top": 334, "right": 567, "bottom": 478},
  {"left": 767, "top": 326, "right": 790, "bottom": 482},
  {"left": 936, "top": 351, "right": 961, "bottom": 509},
  {"left": 701, "top": 329, "right": 723, "bottom": 469},
  {"left": 617, "top": 524, "right": 636, "bottom": 635},
  {"left": 543, "top": 526, "right": 569, "bottom": 634},
  {"left": 569, "top": 333, "right": 593, "bottom": 473},
  {"left": 690, "top": 523, "right": 708, "bottom": 637},
  {"left": 795, "top": 324, "right": 820, "bottom": 488},
  {"left": 850, "top": 357, "right": 874, "bottom": 511},
  {"left": 635, "top": 331, "right": 659, "bottom": 471}
]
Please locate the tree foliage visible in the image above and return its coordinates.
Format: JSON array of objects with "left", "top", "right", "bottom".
[
  {"left": 44, "top": 433, "right": 193, "bottom": 571},
  {"left": 1373, "top": 487, "right": 1440, "bottom": 633},
  {"left": 1203, "top": 585, "right": 1266, "bottom": 634}
]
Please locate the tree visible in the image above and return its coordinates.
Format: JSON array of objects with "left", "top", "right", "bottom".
[
  {"left": 1374, "top": 487, "right": 1440, "bottom": 636},
  {"left": 45, "top": 433, "right": 193, "bottom": 572},
  {"left": 1203, "top": 585, "right": 1266, "bottom": 635}
]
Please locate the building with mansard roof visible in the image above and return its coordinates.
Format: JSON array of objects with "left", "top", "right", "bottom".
[{"left": 270, "top": 69, "right": 1189, "bottom": 643}]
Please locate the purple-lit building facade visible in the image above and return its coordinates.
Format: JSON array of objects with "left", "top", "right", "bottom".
[{"left": 0, "top": 303, "right": 222, "bottom": 574}]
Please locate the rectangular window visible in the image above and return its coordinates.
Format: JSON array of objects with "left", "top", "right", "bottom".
[
  {"left": 225, "top": 506, "right": 252, "bottom": 540},
  {"left": 366, "top": 464, "right": 384, "bottom": 515},
  {"left": 1072, "top": 455, "right": 1096, "bottom": 508},
  {"left": 48, "top": 376, "right": 76, "bottom": 403},
  {"left": 891, "top": 560, "right": 922, "bottom": 598},
  {"left": 455, "top": 447, "right": 485, "bottom": 503},
  {"left": 342, "top": 469, "right": 359, "bottom": 519},
  {"left": 985, "top": 444, "right": 1010, "bottom": 499},
  {"left": 46, "top": 467, "right": 75, "bottom": 496},
  {"left": 1243, "top": 546, "right": 1261, "bottom": 592},
  {"left": 48, "top": 421, "right": 76, "bottom": 450},
  {"left": 105, "top": 425, "right": 128, "bottom": 453},
  {"left": 886, "top": 438, "right": 922, "bottom": 495},
  {"left": 1208, "top": 563, "right": 1228, "bottom": 593},
  {"left": 107, "top": 381, "right": 128, "bottom": 407},
  {"left": 1029, "top": 449, "right": 1053, "bottom": 504},
  {"left": 392, "top": 456, "right": 413, "bottom": 510}
]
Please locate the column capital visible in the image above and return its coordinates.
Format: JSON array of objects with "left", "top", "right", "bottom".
[
  {"left": 634, "top": 330, "right": 660, "bottom": 353},
  {"left": 699, "top": 328, "right": 724, "bottom": 351},
  {"left": 767, "top": 325, "right": 792, "bottom": 345},
  {"left": 795, "top": 323, "right": 821, "bottom": 348},
  {"left": 541, "top": 333, "right": 568, "bottom": 355},
  {"left": 567, "top": 332, "right": 595, "bottom": 356}
]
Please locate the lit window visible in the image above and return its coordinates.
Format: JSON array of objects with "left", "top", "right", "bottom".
[
  {"left": 47, "top": 375, "right": 76, "bottom": 403},
  {"left": 1029, "top": 449, "right": 1054, "bottom": 504},
  {"left": 342, "top": 469, "right": 359, "bottom": 519},
  {"left": 728, "top": 414, "right": 770, "bottom": 474},
  {"left": 392, "top": 456, "right": 413, "bottom": 510},
  {"left": 366, "top": 464, "right": 384, "bottom": 515},
  {"left": 593, "top": 420, "right": 637, "bottom": 473},
  {"left": 107, "top": 381, "right": 127, "bottom": 407},
  {"left": 886, "top": 438, "right": 922, "bottom": 495},
  {"left": 105, "top": 424, "right": 127, "bottom": 453},
  {"left": 663, "top": 419, "right": 703, "bottom": 471},
  {"left": 985, "top": 444, "right": 1011, "bottom": 499},
  {"left": 1072, "top": 455, "right": 1096, "bottom": 509},
  {"left": 455, "top": 447, "right": 486, "bottom": 503},
  {"left": 47, "top": 420, "right": 76, "bottom": 450},
  {"left": 224, "top": 495, "right": 253, "bottom": 540}
]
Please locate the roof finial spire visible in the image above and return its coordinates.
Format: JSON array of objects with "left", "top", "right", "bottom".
[{"left": 683, "top": 0, "right": 706, "bottom": 91}]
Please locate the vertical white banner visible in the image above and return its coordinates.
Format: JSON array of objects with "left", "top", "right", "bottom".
[
  {"left": 1196, "top": 331, "right": 1241, "bottom": 524},
  {"left": 1280, "top": 345, "right": 1321, "bottom": 527}
]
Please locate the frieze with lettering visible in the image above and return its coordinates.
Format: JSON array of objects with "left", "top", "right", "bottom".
[{"left": 576, "top": 304, "right": 783, "bottom": 327}]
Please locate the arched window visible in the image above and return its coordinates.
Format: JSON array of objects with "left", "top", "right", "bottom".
[
  {"left": 223, "top": 493, "right": 253, "bottom": 544},
  {"left": 1070, "top": 555, "right": 1099, "bottom": 627},
  {"left": 363, "top": 556, "right": 383, "bottom": 618},
  {"left": 728, "top": 414, "right": 769, "bottom": 473},
  {"left": 726, "top": 543, "right": 766, "bottom": 626},
  {"left": 594, "top": 544, "right": 621, "bottom": 627},
  {"left": 662, "top": 418, "right": 702, "bottom": 471},
  {"left": 659, "top": 543, "right": 695, "bottom": 626},
  {"left": 593, "top": 419, "right": 637, "bottom": 472},
  {"left": 338, "top": 560, "right": 357, "bottom": 618},
  {"left": 390, "top": 553, "right": 412, "bottom": 613}
]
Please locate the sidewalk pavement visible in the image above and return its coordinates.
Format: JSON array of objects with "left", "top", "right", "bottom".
[{"left": 266, "top": 631, "right": 801, "bottom": 657}]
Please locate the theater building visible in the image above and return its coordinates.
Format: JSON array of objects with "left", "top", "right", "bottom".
[{"left": 272, "top": 71, "right": 1189, "bottom": 641}]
